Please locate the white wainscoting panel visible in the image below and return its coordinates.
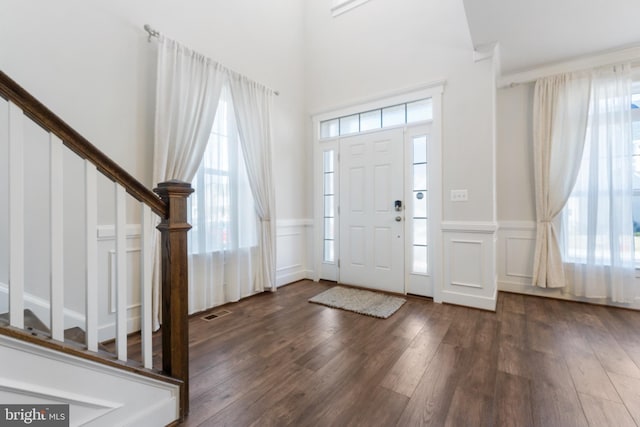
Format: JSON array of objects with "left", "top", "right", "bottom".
[
  {"left": 441, "top": 221, "right": 497, "bottom": 311},
  {"left": 497, "top": 221, "right": 536, "bottom": 289},
  {"left": 276, "top": 219, "right": 314, "bottom": 287},
  {"left": 97, "top": 224, "right": 143, "bottom": 342}
]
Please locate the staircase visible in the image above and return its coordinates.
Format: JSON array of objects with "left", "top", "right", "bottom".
[{"left": 0, "top": 71, "right": 193, "bottom": 426}]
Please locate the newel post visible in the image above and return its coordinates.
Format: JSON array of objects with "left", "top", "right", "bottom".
[{"left": 154, "top": 180, "right": 194, "bottom": 418}]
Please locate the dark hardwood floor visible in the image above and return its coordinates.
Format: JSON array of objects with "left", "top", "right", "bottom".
[{"left": 136, "top": 280, "right": 640, "bottom": 426}]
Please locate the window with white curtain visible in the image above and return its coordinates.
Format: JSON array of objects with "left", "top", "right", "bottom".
[
  {"left": 631, "top": 85, "right": 640, "bottom": 261},
  {"left": 557, "top": 66, "right": 640, "bottom": 304},
  {"left": 562, "top": 72, "right": 635, "bottom": 266},
  {"left": 188, "top": 85, "right": 257, "bottom": 255}
]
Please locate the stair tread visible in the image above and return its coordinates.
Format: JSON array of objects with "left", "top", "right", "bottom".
[
  {"left": 0, "top": 310, "right": 110, "bottom": 352},
  {"left": 0, "top": 309, "right": 50, "bottom": 334}
]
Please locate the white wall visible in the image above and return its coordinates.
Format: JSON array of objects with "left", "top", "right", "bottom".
[
  {"left": 0, "top": 0, "right": 308, "bottom": 221},
  {"left": 497, "top": 83, "right": 536, "bottom": 221},
  {"left": 305, "top": 0, "right": 495, "bottom": 223}
]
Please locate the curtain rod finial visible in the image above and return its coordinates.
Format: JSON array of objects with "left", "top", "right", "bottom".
[{"left": 143, "top": 24, "right": 160, "bottom": 42}]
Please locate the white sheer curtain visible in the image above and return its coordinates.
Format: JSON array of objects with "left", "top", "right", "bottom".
[
  {"left": 532, "top": 72, "right": 592, "bottom": 288},
  {"left": 151, "top": 36, "right": 225, "bottom": 328},
  {"left": 229, "top": 74, "right": 277, "bottom": 291},
  {"left": 187, "top": 86, "right": 261, "bottom": 312},
  {"left": 562, "top": 64, "right": 636, "bottom": 303},
  {"left": 152, "top": 35, "right": 277, "bottom": 320}
]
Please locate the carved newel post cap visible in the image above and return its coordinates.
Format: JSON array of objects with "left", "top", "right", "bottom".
[{"left": 154, "top": 180, "right": 194, "bottom": 196}]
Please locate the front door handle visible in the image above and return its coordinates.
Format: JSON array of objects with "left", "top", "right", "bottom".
[{"left": 395, "top": 216, "right": 402, "bottom": 222}]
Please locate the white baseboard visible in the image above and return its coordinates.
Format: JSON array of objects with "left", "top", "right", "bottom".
[
  {"left": 97, "top": 314, "right": 141, "bottom": 343},
  {"left": 0, "top": 282, "right": 85, "bottom": 330},
  {"left": 276, "top": 269, "right": 313, "bottom": 287},
  {"left": 0, "top": 282, "right": 142, "bottom": 342},
  {"left": 441, "top": 287, "right": 498, "bottom": 311},
  {"left": 499, "top": 281, "right": 640, "bottom": 310}
]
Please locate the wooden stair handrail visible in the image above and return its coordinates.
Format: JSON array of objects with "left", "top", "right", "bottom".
[
  {"left": 0, "top": 71, "right": 167, "bottom": 218},
  {"left": 0, "top": 71, "right": 193, "bottom": 420}
]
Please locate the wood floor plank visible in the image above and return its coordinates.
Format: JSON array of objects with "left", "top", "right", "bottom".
[
  {"left": 609, "top": 372, "right": 640, "bottom": 425},
  {"left": 565, "top": 349, "right": 622, "bottom": 403},
  {"left": 498, "top": 311, "right": 527, "bottom": 349},
  {"left": 530, "top": 380, "right": 589, "bottom": 427},
  {"left": 196, "top": 364, "right": 315, "bottom": 427},
  {"left": 524, "top": 295, "right": 556, "bottom": 325},
  {"left": 390, "top": 301, "right": 432, "bottom": 341},
  {"left": 493, "top": 371, "right": 533, "bottom": 427},
  {"left": 395, "top": 343, "right": 463, "bottom": 426},
  {"left": 498, "top": 340, "right": 531, "bottom": 379},
  {"left": 582, "top": 324, "right": 640, "bottom": 379},
  {"left": 290, "top": 334, "right": 409, "bottom": 426},
  {"left": 189, "top": 349, "right": 262, "bottom": 399},
  {"left": 502, "top": 292, "right": 526, "bottom": 315},
  {"left": 444, "top": 386, "right": 494, "bottom": 427},
  {"left": 344, "top": 386, "right": 409, "bottom": 427},
  {"left": 526, "top": 318, "right": 563, "bottom": 356},
  {"left": 440, "top": 305, "right": 480, "bottom": 348},
  {"left": 380, "top": 316, "right": 451, "bottom": 397},
  {"left": 578, "top": 393, "right": 636, "bottom": 427}
]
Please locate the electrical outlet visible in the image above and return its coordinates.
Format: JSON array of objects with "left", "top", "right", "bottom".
[{"left": 450, "top": 189, "right": 468, "bottom": 202}]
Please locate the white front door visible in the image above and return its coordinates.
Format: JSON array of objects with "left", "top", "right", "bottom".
[{"left": 339, "top": 129, "right": 404, "bottom": 293}]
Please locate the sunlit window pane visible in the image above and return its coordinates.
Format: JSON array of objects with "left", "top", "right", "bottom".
[
  {"left": 324, "top": 240, "right": 335, "bottom": 263},
  {"left": 413, "top": 246, "right": 428, "bottom": 274},
  {"left": 324, "top": 218, "right": 335, "bottom": 240},
  {"left": 323, "top": 150, "right": 334, "bottom": 172},
  {"left": 324, "top": 195, "right": 335, "bottom": 217},
  {"left": 340, "top": 114, "right": 359, "bottom": 135},
  {"left": 324, "top": 172, "right": 334, "bottom": 195},
  {"left": 320, "top": 119, "right": 339, "bottom": 138},
  {"left": 360, "top": 110, "right": 381, "bottom": 131},
  {"left": 413, "top": 219, "right": 428, "bottom": 246},
  {"left": 413, "top": 135, "right": 427, "bottom": 164},
  {"left": 407, "top": 99, "right": 433, "bottom": 122},
  {"left": 413, "top": 163, "right": 427, "bottom": 191},
  {"left": 382, "top": 104, "right": 405, "bottom": 127}
]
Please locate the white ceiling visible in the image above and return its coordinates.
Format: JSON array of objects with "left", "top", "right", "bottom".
[{"left": 463, "top": 0, "right": 640, "bottom": 75}]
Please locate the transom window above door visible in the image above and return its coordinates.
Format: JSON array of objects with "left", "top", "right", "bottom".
[{"left": 319, "top": 98, "right": 433, "bottom": 139}]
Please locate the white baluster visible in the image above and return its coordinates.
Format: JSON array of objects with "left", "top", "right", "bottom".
[
  {"left": 50, "top": 135, "right": 64, "bottom": 341},
  {"left": 8, "top": 101, "right": 24, "bottom": 329},
  {"left": 85, "top": 162, "right": 98, "bottom": 352},
  {"left": 115, "top": 184, "right": 128, "bottom": 361},
  {"left": 140, "top": 204, "right": 153, "bottom": 369}
]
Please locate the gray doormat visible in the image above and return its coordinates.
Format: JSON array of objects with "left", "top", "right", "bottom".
[{"left": 309, "top": 286, "right": 406, "bottom": 319}]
